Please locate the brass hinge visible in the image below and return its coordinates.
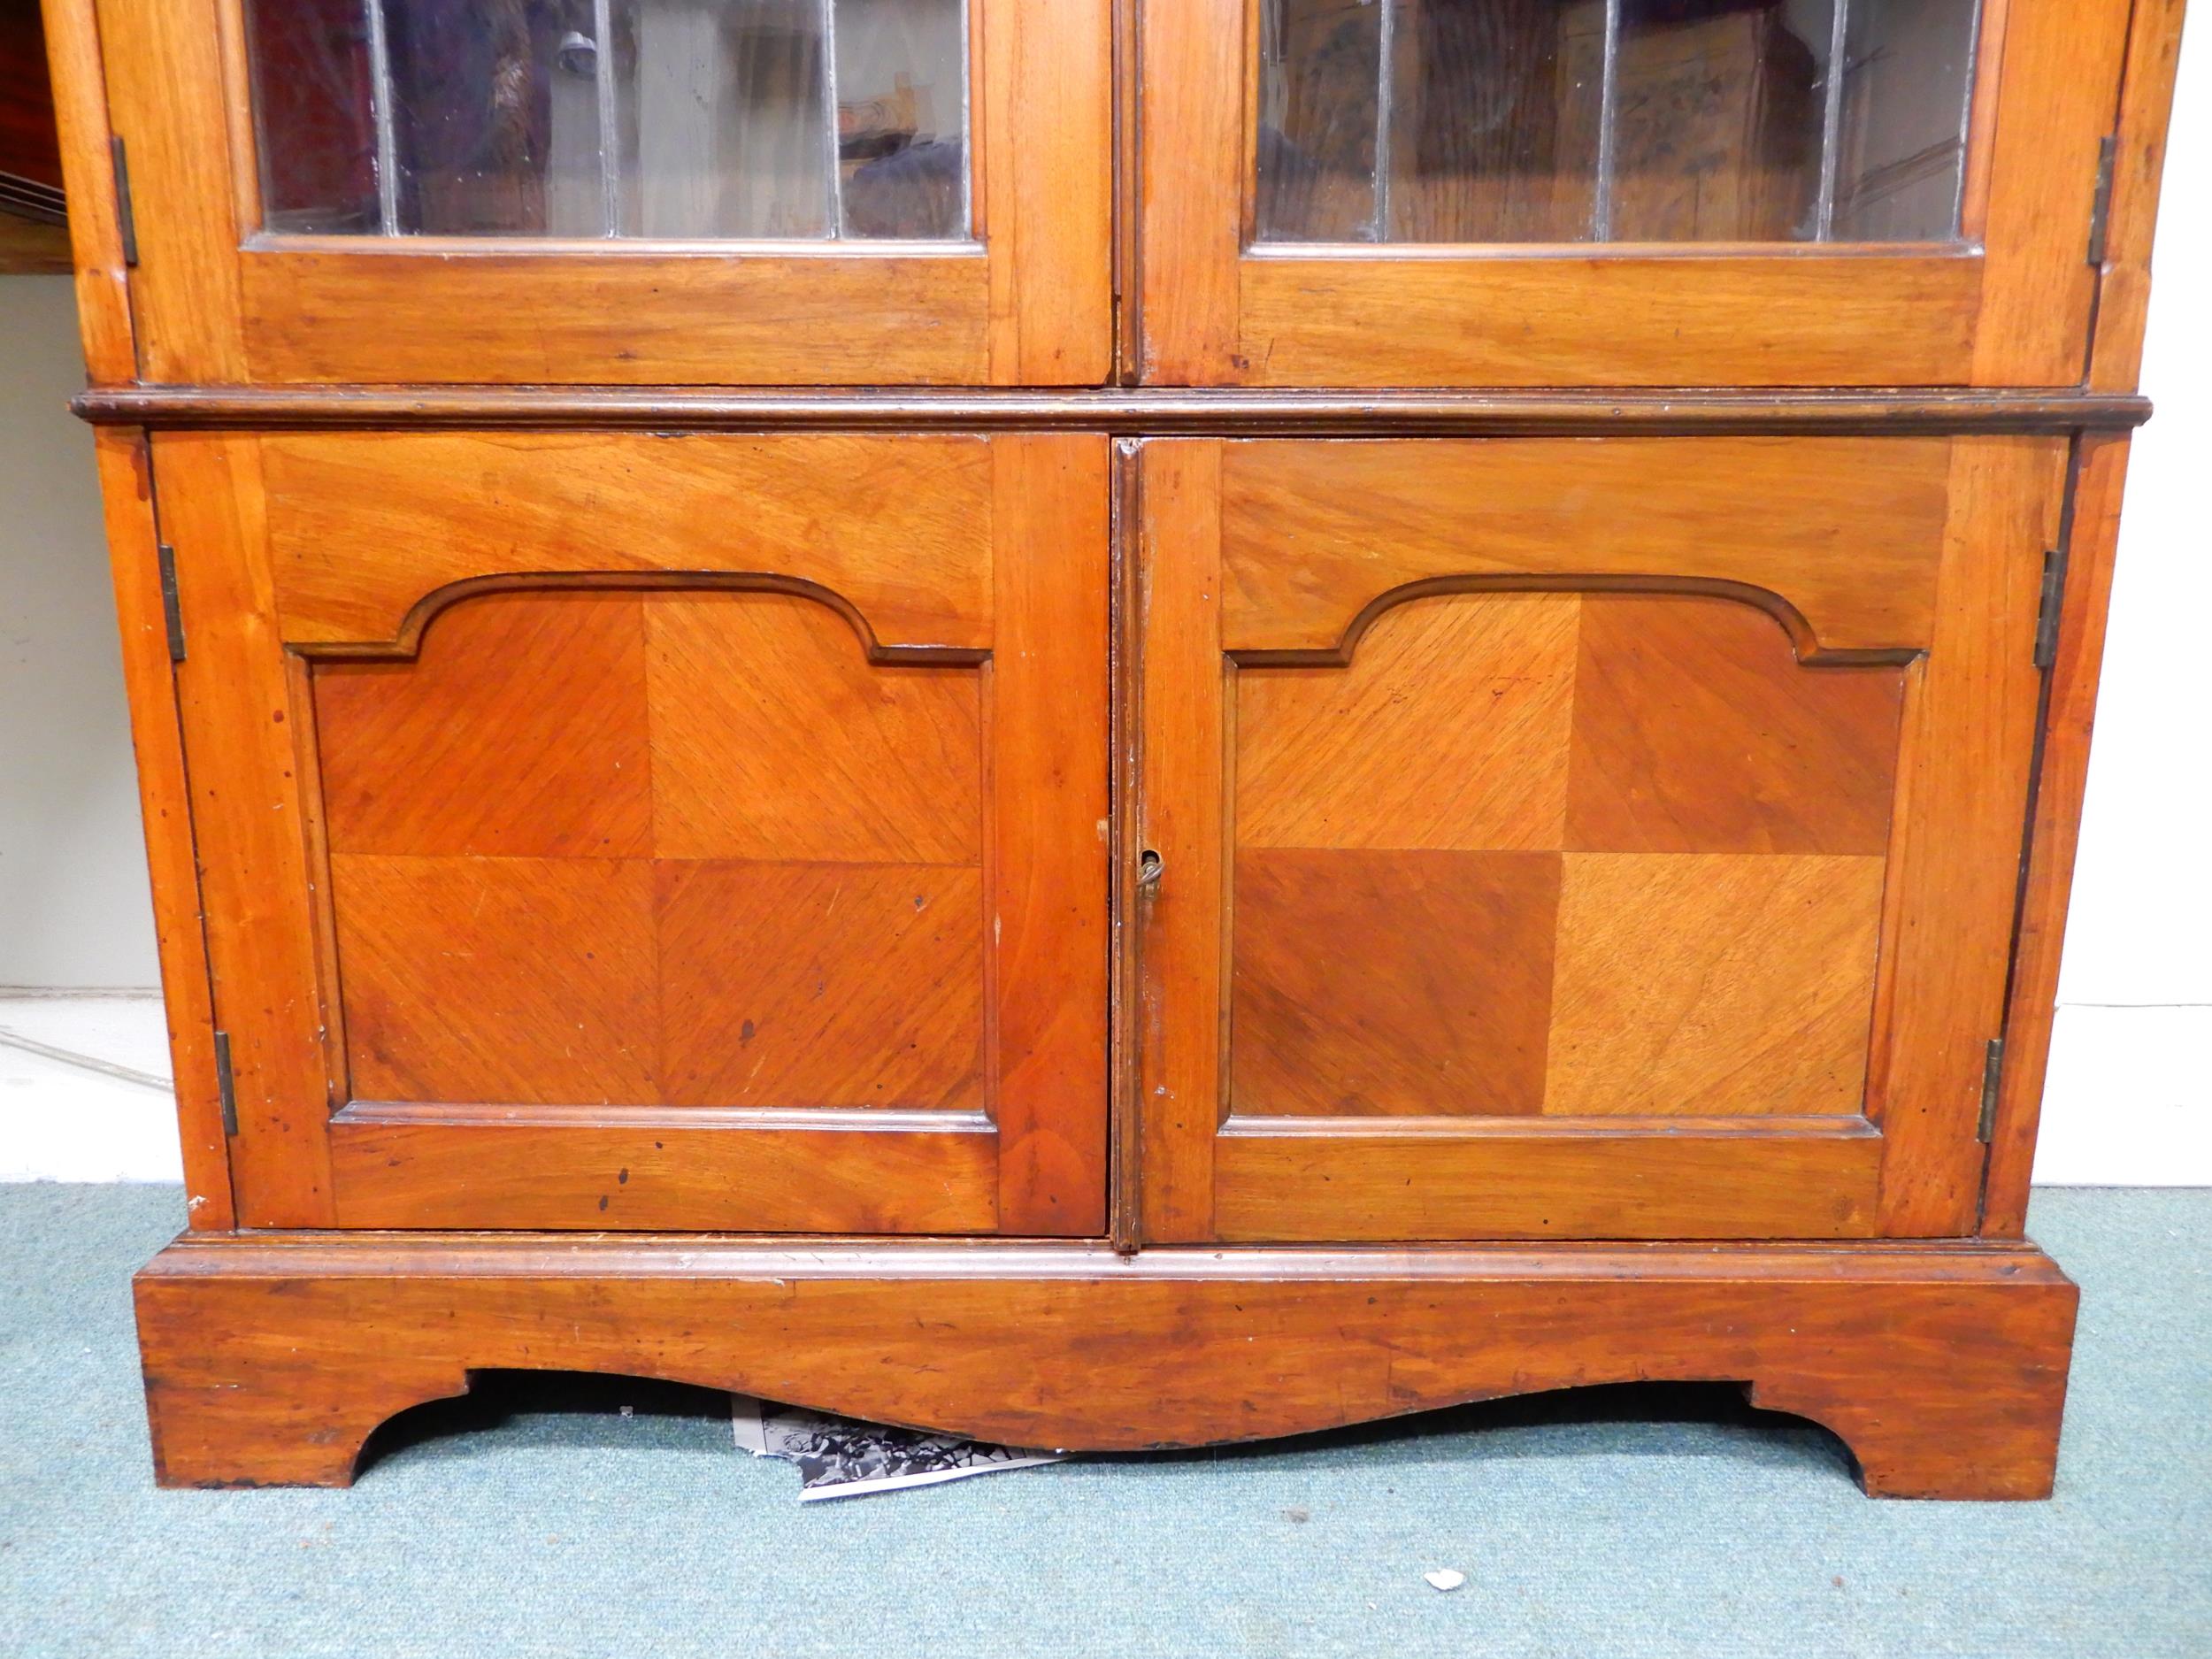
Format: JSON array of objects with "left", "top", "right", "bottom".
[
  {"left": 111, "top": 136, "right": 139, "bottom": 267},
  {"left": 1977, "top": 1037, "right": 2006, "bottom": 1142},
  {"left": 212, "top": 1031, "right": 238, "bottom": 1136},
  {"left": 156, "top": 542, "right": 185, "bottom": 662},
  {"left": 2086, "top": 134, "right": 2118, "bottom": 266},
  {"left": 2032, "top": 546, "right": 2068, "bottom": 670}
]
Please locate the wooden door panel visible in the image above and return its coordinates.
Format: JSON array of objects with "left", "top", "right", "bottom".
[
  {"left": 1140, "top": 436, "right": 2063, "bottom": 1242},
  {"left": 158, "top": 431, "right": 1109, "bottom": 1235},
  {"left": 1232, "top": 848, "right": 1562, "bottom": 1118},
  {"left": 1218, "top": 438, "right": 1953, "bottom": 657},
  {"left": 259, "top": 433, "right": 995, "bottom": 650},
  {"left": 1141, "top": 0, "right": 2134, "bottom": 388},
  {"left": 1544, "top": 852, "right": 1887, "bottom": 1118},
  {"left": 1564, "top": 595, "right": 1906, "bottom": 856}
]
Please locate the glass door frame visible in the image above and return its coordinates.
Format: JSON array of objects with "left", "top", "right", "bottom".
[
  {"left": 1139, "top": 0, "right": 2133, "bottom": 388},
  {"left": 97, "top": 0, "right": 1111, "bottom": 385}
]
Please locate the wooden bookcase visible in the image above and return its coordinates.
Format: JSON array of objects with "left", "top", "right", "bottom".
[{"left": 42, "top": 0, "right": 2187, "bottom": 1495}]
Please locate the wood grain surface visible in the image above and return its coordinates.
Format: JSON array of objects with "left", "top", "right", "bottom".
[{"left": 135, "top": 1230, "right": 2079, "bottom": 1499}]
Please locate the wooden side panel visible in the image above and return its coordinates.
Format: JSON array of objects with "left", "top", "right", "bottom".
[
  {"left": 89, "top": 0, "right": 244, "bottom": 379},
  {"left": 1218, "top": 439, "right": 1954, "bottom": 657},
  {"left": 40, "top": 0, "right": 134, "bottom": 380},
  {"left": 154, "top": 434, "right": 334, "bottom": 1225},
  {"left": 987, "top": 437, "right": 1112, "bottom": 1233},
  {"left": 1985, "top": 437, "right": 2132, "bottom": 1234},
  {"left": 1234, "top": 254, "right": 1984, "bottom": 388},
  {"left": 1136, "top": 442, "right": 1226, "bottom": 1240},
  {"left": 2088, "top": 0, "right": 2190, "bottom": 393},
  {"left": 258, "top": 434, "right": 995, "bottom": 650},
  {"left": 1969, "top": 0, "right": 2135, "bottom": 384},
  {"left": 1868, "top": 437, "right": 2067, "bottom": 1233},
  {"left": 94, "top": 430, "right": 231, "bottom": 1225}
]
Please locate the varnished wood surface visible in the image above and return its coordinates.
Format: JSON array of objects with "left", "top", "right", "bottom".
[
  {"left": 38, "top": 0, "right": 131, "bottom": 377},
  {"left": 326, "top": 1109, "right": 1001, "bottom": 1234},
  {"left": 1217, "top": 439, "right": 1955, "bottom": 657},
  {"left": 1232, "top": 253, "right": 1984, "bottom": 388},
  {"left": 70, "top": 387, "right": 2154, "bottom": 434},
  {"left": 135, "top": 1230, "right": 2078, "bottom": 1498},
  {"left": 83, "top": 0, "right": 1109, "bottom": 385},
  {"left": 1134, "top": 442, "right": 1225, "bottom": 1242},
  {"left": 156, "top": 434, "right": 336, "bottom": 1225},
  {"left": 1966, "top": 0, "right": 2134, "bottom": 386},
  {"left": 94, "top": 430, "right": 232, "bottom": 1226},
  {"left": 1135, "top": 0, "right": 2141, "bottom": 389},
  {"left": 236, "top": 249, "right": 999, "bottom": 386},
  {"left": 1985, "top": 437, "right": 2134, "bottom": 1235},
  {"left": 1141, "top": 435, "right": 2066, "bottom": 1242},
  {"left": 1866, "top": 439, "right": 2067, "bottom": 1234},
  {"left": 1211, "top": 1119, "right": 1885, "bottom": 1240},
  {"left": 153, "top": 430, "right": 1110, "bottom": 1235},
  {"left": 257, "top": 433, "right": 995, "bottom": 651},
  {"left": 2090, "top": 0, "right": 2190, "bottom": 394}
]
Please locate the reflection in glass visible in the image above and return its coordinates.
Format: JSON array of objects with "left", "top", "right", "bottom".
[
  {"left": 246, "top": 0, "right": 972, "bottom": 241},
  {"left": 1832, "top": 0, "right": 1978, "bottom": 241},
  {"left": 1255, "top": 0, "right": 1978, "bottom": 246},
  {"left": 1611, "top": 0, "right": 1832, "bottom": 242}
]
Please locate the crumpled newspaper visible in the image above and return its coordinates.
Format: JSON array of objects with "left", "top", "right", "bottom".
[{"left": 731, "top": 1395, "right": 1064, "bottom": 1502}]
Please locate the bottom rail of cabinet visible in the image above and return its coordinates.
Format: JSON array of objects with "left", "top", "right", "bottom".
[{"left": 134, "top": 1233, "right": 2077, "bottom": 1499}]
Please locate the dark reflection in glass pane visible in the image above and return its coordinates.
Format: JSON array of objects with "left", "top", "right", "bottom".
[
  {"left": 1256, "top": 0, "right": 1980, "bottom": 248},
  {"left": 1611, "top": 0, "right": 1833, "bottom": 243},
  {"left": 1383, "top": 0, "right": 1601, "bottom": 242},
  {"left": 247, "top": 0, "right": 383, "bottom": 233},
  {"left": 243, "top": 0, "right": 973, "bottom": 241},
  {"left": 1833, "top": 0, "right": 1977, "bottom": 241},
  {"left": 837, "top": 0, "right": 969, "bottom": 239},
  {"left": 382, "top": 0, "right": 606, "bottom": 235},
  {"left": 1257, "top": 0, "right": 1383, "bottom": 242},
  {"left": 618, "top": 0, "right": 831, "bottom": 238}
]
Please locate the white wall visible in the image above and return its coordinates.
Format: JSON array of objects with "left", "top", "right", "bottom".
[
  {"left": 0, "top": 276, "right": 159, "bottom": 989},
  {"left": 1, "top": 19, "right": 2207, "bottom": 1181}
]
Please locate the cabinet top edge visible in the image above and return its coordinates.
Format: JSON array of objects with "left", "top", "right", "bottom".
[{"left": 74, "top": 386, "right": 2151, "bottom": 438}]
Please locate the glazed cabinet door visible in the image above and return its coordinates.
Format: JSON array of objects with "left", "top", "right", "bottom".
[
  {"left": 1135, "top": 436, "right": 2065, "bottom": 1240},
  {"left": 91, "top": 0, "right": 1109, "bottom": 383},
  {"left": 1140, "top": 0, "right": 2131, "bottom": 386},
  {"left": 155, "top": 431, "right": 1109, "bottom": 1233}
]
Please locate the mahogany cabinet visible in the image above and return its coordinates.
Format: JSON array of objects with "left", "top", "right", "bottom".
[{"left": 44, "top": 0, "right": 2186, "bottom": 1495}]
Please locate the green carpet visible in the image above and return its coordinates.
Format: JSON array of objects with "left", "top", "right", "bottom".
[{"left": 2, "top": 1185, "right": 2207, "bottom": 1658}]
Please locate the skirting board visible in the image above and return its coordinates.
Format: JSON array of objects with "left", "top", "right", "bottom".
[{"left": 134, "top": 1231, "right": 2078, "bottom": 1500}]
